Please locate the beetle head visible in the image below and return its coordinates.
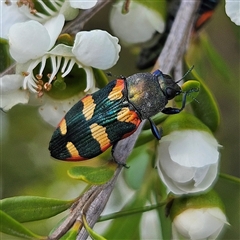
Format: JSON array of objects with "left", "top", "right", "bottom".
[{"left": 153, "top": 70, "right": 182, "bottom": 100}]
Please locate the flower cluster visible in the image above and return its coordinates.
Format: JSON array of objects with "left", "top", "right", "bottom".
[{"left": 1, "top": 0, "right": 121, "bottom": 126}]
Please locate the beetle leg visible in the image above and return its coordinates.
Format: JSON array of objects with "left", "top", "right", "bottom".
[
  {"left": 161, "top": 91, "right": 187, "bottom": 114},
  {"left": 111, "top": 144, "right": 130, "bottom": 168},
  {"left": 148, "top": 118, "right": 162, "bottom": 140}
]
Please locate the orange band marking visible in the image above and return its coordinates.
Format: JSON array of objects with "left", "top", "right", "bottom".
[
  {"left": 82, "top": 95, "right": 96, "bottom": 121},
  {"left": 90, "top": 123, "right": 111, "bottom": 151},
  {"left": 59, "top": 118, "right": 67, "bottom": 135},
  {"left": 66, "top": 142, "right": 80, "bottom": 158},
  {"left": 108, "top": 79, "right": 124, "bottom": 101},
  {"left": 117, "top": 107, "right": 141, "bottom": 125}
]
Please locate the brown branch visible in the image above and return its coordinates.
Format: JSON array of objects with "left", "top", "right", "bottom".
[
  {"left": 154, "top": 0, "right": 199, "bottom": 73},
  {"left": 62, "top": 0, "right": 112, "bottom": 35}
]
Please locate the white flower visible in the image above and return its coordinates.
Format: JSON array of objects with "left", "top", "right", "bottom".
[
  {"left": 157, "top": 130, "right": 220, "bottom": 195},
  {"left": 172, "top": 207, "right": 228, "bottom": 239},
  {"left": 1, "top": 0, "right": 98, "bottom": 40},
  {"left": 1, "top": 1, "right": 28, "bottom": 39},
  {"left": 225, "top": 0, "right": 240, "bottom": 26},
  {"left": 110, "top": 0, "right": 165, "bottom": 44},
  {"left": 1, "top": 20, "right": 121, "bottom": 126}
]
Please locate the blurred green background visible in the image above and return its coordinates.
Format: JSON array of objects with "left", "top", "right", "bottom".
[{"left": 1, "top": 1, "right": 239, "bottom": 239}]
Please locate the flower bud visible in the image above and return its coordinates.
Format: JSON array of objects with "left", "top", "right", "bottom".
[
  {"left": 169, "top": 191, "right": 229, "bottom": 240},
  {"left": 157, "top": 113, "right": 221, "bottom": 195}
]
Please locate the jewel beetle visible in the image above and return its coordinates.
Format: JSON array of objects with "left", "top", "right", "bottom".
[{"left": 49, "top": 69, "right": 194, "bottom": 161}]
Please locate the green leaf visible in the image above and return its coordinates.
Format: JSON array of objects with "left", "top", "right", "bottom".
[
  {"left": 0, "top": 196, "right": 73, "bottom": 223},
  {"left": 186, "top": 33, "right": 235, "bottom": 84},
  {"left": 190, "top": 70, "right": 220, "bottom": 132},
  {"left": 0, "top": 210, "right": 45, "bottom": 239},
  {"left": 68, "top": 162, "right": 117, "bottom": 185},
  {"left": 175, "top": 80, "right": 200, "bottom": 104},
  {"left": 83, "top": 215, "right": 107, "bottom": 240},
  {"left": 200, "top": 33, "right": 235, "bottom": 83}
]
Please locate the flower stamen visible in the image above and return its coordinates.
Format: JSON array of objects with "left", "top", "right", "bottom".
[
  {"left": 47, "top": 73, "right": 56, "bottom": 81},
  {"left": 38, "top": 55, "right": 47, "bottom": 77},
  {"left": 62, "top": 58, "right": 76, "bottom": 77},
  {"left": 23, "top": 59, "right": 41, "bottom": 91},
  {"left": 44, "top": 82, "right": 52, "bottom": 91},
  {"left": 17, "top": 0, "right": 36, "bottom": 14},
  {"left": 36, "top": 84, "right": 43, "bottom": 92},
  {"left": 48, "top": 55, "right": 61, "bottom": 83},
  {"left": 36, "top": 74, "right": 42, "bottom": 80}
]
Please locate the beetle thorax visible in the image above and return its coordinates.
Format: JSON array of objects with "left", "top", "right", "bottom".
[{"left": 126, "top": 73, "right": 167, "bottom": 119}]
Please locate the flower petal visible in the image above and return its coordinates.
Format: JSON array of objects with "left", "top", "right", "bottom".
[
  {"left": 158, "top": 141, "right": 196, "bottom": 183},
  {"left": 44, "top": 14, "right": 65, "bottom": 49},
  {"left": 193, "top": 163, "right": 218, "bottom": 189},
  {"left": 174, "top": 208, "right": 227, "bottom": 239},
  {"left": 39, "top": 95, "right": 83, "bottom": 126},
  {"left": 166, "top": 130, "right": 220, "bottom": 167},
  {"left": 225, "top": 0, "right": 240, "bottom": 26},
  {"left": 0, "top": 75, "right": 29, "bottom": 110},
  {"left": 1, "top": 2, "right": 28, "bottom": 39},
  {"left": 110, "top": 1, "right": 164, "bottom": 43},
  {"left": 69, "top": 0, "right": 98, "bottom": 9},
  {"left": 48, "top": 44, "right": 74, "bottom": 57},
  {"left": 9, "top": 20, "right": 50, "bottom": 63},
  {"left": 72, "top": 30, "right": 121, "bottom": 69}
]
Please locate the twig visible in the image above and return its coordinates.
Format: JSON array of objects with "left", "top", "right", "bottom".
[
  {"left": 48, "top": 185, "right": 100, "bottom": 239},
  {"left": 62, "top": 0, "right": 112, "bottom": 35},
  {"left": 154, "top": 0, "right": 200, "bottom": 73}
]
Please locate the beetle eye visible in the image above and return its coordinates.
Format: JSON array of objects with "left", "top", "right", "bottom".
[{"left": 166, "top": 87, "right": 176, "bottom": 99}]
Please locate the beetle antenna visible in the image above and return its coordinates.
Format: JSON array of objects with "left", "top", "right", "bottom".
[{"left": 175, "top": 65, "right": 194, "bottom": 83}]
